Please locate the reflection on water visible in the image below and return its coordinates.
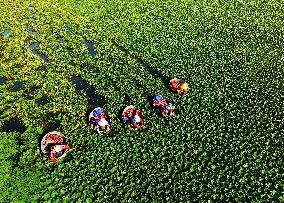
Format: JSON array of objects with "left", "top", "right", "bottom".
[
  {"left": 84, "top": 39, "right": 96, "bottom": 56},
  {"left": 31, "top": 42, "right": 40, "bottom": 49},
  {"left": 66, "top": 25, "right": 71, "bottom": 33},
  {"left": 2, "top": 29, "right": 12, "bottom": 36},
  {"left": 26, "top": 18, "right": 35, "bottom": 21},
  {"left": 32, "top": 50, "right": 48, "bottom": 62}
]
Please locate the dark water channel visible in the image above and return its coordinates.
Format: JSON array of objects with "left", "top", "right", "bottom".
[
  {"left": 0, "top": 77, "right": 6, "bottom": 85},
  {"left": 29, "top": 26, "right": 37, "bottom": 35},
  {"left": 32, "top": 50, "right": 47, "bottom": 62},
  {"left": 2, "top": 119, "right": 27, "bottom": 133},
  {"left": 25, "top": 85, "right": 42, "bottom": 100},
  {"left": 57, "top": 37, "right": 64, "bottom": 43},
  {"left": 31, "top": 42, "right": 40, "bottom": 49},
  {"left": 37, "top": 95, "right": 49, "bottom": 106},
  {"left": 38, "top": 65, "right": 48, "bottom": 71},
  {"left": 84, "top": 39, "right": 96, "bottom": 56},
  {"left": 30, "top": 42, "right": 48, "bottom": 62},
  {"left": 15, "top": 65, "right": 23, "bottom": 69},
  {"left": 11, "top": 82, "right": 23, "bottom": 92}
]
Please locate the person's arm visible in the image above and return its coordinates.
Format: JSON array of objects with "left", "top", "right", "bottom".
[
  {"left": 122, "top": 116, "right": 127, "bottom": 126},
  {"left": 64, "top": 145, "right": 70, "bottom": 151},
  {"left": 90, "top": 117, "right": 97, "bottom": 128},
  {"left": 140, "top": 118, "right": 144, "bottom": 125},
  {"left": 49, "top": 150, "right": 58, "bottom": 163},
  {"left": 133, "top": 122, "right": 141, "bottom": 129},
  {"left": 153, "top": 101, "right": 159, "bottom": 107}
]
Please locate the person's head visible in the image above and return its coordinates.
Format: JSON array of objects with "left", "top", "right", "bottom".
[
  {"left": 125, "top": 109, "right": 131, "bottom": 117},
  {"left": 101, "top": 112, "right": 106, "bottom": 118},
  {"left": 171, "top": 79, "right": 179, "bottom": 87},
  {"left": 154, "top": 94, "right": 163, "bottom": 102},
  {"left": 45, "top": 143, "right": 56, "bottom": 155},
  {"left": 51, "top": 145, "right": 66, "bottom": 158},
  {"left": 93, "top": 109, "right": 103, "bottom": 117}
]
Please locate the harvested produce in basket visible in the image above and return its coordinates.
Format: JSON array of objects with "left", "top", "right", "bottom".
[
  {"left": 40, "top": 131, "right": 70, "bottom": 163},
  {"left": 169, "top": 78, "right": 189, "bottom": 95}
]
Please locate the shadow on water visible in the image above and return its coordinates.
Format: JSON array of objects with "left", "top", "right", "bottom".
[
  {"left": 25, "top": 85, "right": 42, "bottom": 100},
  {"left": 124, "top": 93, "right": 131, "bottom": 106},
  {"left": 38, "top": 65, "right": 48, "bottom": 71},
  {"left": 84, "top": 39, "right": 96, "bottom": 56},
  {"left": 12, "top": 135, "right": 25, "bottom": 167},
  {"left": 72, "top": 75, "right": 107, "bottom": 128},
  {"left": 2, "top": 119, "right": 27, "bottom": 133},
  {"left": 37, "top": 95, "right": 48, "bottom": 106},
  {"left": 2, "top": 29, "right": 12, "bottom": 36},
  {"left": 11, "top": 82, "right": 23, "bottom": 92},
  {"left": 112, "top": 41, "right": 169, "bottom": 83},
  {"left": 12, "top": 152, "right": 21, "bottom": 168},
  {"left": 39, "top": 113, "right": 62, "bottom": 152},
  {"left": 42, "top": 112, "right": 61, "bottom": 132},
  {"left": 137, "top": 58, "right": 167, "bottom": 81},
  {"left": 112, "top": 41, "right": 129, "bottom": 55},
  {"left": 71, "top": 75, "right": 106, "bottom": 109},
  {"left": 0, "top": 77, "right": 6, "bottom": 85}
]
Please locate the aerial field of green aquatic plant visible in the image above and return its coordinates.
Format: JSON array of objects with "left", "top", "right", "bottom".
[{"left": 0, "top": 0, "right": 283, "bottom": 201}]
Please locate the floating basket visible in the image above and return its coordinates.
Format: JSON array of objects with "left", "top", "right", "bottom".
[
  {"left": 89, "top": 107, "right": 111, "bottom": 133},
  {"left": 153, "top": 94, "right": 175, "bottom": 117},
  {"left": 41, "top": 131, "right": 70, "bottom": 162},
  {"left": 169, "top": 78, "right": 189, "bottom": 95},
  {"left": 122, "top": 105, "right": 144, "bottom": 130}
]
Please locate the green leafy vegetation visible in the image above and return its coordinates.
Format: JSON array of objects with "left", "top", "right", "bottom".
[{"left": 1, "top": 0, "right": 283, "bottom": 202}]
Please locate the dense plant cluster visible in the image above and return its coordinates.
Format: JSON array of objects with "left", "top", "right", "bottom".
[{"left": 1, "top": 0, "right": 283, "bottom": 202}]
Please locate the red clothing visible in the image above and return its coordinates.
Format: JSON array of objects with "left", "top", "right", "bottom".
[{"left": 50, "top": 145, "right": 70, "bottom": 163}]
